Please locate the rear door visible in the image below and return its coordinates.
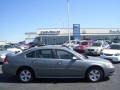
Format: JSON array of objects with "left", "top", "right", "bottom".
[{"left": 26, "top": 49, "right": 60, "bottom": 77}]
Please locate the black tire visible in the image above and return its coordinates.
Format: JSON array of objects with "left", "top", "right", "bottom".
[
  {"left": 17, "top": 68, "right": 34, "bottom": 83},
  {"left": 87, "top": 67, "right": 103, "bottom": 82}
]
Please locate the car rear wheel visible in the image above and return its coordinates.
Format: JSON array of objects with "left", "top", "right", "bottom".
[
  {"left": 87, "top": 67, "right": 103, "bottom": 82},
  {"left": 18, "top": 69, "right": 34, "bottom": 83}
]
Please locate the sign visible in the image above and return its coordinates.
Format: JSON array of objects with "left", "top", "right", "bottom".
[
  {"left": 25, "top": 32, "right": 37, "bottom": 35},
  {"left": 40, "top": 31, "right": 60, "bottom": 35},
  {"left": 109, "top": 30, "right": 120, "bottom": 34},
  {"left": 73, "top": 24, "right": 80, "bottom": 40}
]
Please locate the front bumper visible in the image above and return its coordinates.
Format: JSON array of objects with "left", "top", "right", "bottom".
[{"left": 104, "top": 67, "right": 115, "bottom": 77}]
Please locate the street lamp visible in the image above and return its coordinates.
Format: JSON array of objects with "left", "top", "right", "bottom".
[{"left": 67, "top": 0, "right": 71, "bottom": 48}]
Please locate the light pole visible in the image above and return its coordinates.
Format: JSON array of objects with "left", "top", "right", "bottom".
[{"left": 67, "top": 0, "right": 71, "bottom": 47}]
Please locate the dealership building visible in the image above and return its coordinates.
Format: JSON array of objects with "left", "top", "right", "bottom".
[{"left": 25, "top": 27, "right": 120, "bottom": 45}]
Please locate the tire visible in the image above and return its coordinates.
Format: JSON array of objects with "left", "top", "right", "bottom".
[
  {"left": 87, "top": 67, "right": 103, "bottom": 82},
  {"left": 17, "top": 68, "right": 34, "bottom": 83}
]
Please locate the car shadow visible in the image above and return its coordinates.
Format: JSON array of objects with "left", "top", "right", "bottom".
[{"left": 0, "top": 73, "right": 110, "bottom": 84}]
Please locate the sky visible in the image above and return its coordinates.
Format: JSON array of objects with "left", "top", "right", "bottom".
[{"left": 0, "top": 0, "right": 120, "bottom": 42}]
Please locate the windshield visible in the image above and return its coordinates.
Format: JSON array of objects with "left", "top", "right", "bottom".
[
  {"left": 0, "top": 46, "right": 7, "bottom": 51},
  {"left": 92, "top": 43, "right": 101, "bottom": 47},
  {"left": 81, "top": 42, "right": 88, "bottom": 45},
  {"left": 70, "top": 49, "right": 88, "bottom": 59},
  {"left": 110, "top": 45, "right": 120, "bottom": 50}
]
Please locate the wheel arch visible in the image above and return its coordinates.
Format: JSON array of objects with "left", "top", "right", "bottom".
[
  {"left": 85, "top": 65, "right": 105, "bottom": 78},
  {"left": 16, "top": 66, "right": 35, "bottom": 77}
]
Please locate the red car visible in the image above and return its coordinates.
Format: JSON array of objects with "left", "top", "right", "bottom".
[{"left": 74, "top": 40, "right": 93, "bottom": 53}]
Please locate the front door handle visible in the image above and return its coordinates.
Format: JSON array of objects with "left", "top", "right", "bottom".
[{"left": 57, "top": 61, "right": 62, "bottom": 65}]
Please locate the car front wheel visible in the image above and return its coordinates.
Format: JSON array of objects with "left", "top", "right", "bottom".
[{"left": 87, "top": 67, "right": 103, "bottom": 82}]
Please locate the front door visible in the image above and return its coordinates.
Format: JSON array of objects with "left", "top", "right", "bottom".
[{"left": 54, "top": 49, "right": 84, "bottom": 77}]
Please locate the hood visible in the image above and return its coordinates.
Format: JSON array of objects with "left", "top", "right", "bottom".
[
  {"left": 102, "top": 49, "right": 120, "bottom": 54},
  {"left": 87, "top": 46, "right": 102, "bottom": 50},
  {"left": 85, "top": 56, "right": 111, "bottom": 64},
  {"left": 7, "top": 48, "right": 22, "bottom": 52}
]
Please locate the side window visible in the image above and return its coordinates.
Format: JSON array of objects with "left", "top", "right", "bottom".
[
  {"left": 57, "top": 50, "right": 73, "bottom": 59},
  {"left": 26, "top": 51, "right": 36, "bottom": 58},
  {"left": 26, "top": 49, "right": 54, "bottom": 59},
  {"left": 40, "top": 49, "right": 53, "bottom": 58}
]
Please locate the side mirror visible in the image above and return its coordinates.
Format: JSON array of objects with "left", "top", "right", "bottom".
[{"left": 72, "top": 56, "right": 77, "bottom": 61}]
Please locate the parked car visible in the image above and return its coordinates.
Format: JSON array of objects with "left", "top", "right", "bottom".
[
  {"left": 18, "top": 44, "right": 30, "bottom": 50},
  {"left": 28, "top": 42, "right": 45, "bottom": 48},
  {"left": 85, "top": 41, "right": 109, "bottom": 55},
  {"left": 74, "top": 40, "right": 93, "bottom": 53},
  {"left": 0, "top": 46, "right": 11, "bottom": 63},
  {"left": 112, "top": 38, "right": 120, "bottom": 44},
  {"left": 62, "top": 40, "right": 80, "bottom": 48},
  {"left": 0, "top": 44, "right": 22, "bottom": 63},
  {"left": 2, "top": 45, "right": 114, "bottom": 83},
  {"left": 100, "top": 43, "right": 120, "bottom": 62}
]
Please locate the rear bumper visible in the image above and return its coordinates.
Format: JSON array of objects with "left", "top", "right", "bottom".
[{"left": 2, "top": 64, "right": 17, "bottom": 76}]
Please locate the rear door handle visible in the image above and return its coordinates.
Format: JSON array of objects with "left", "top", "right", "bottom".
[{"left": 32, "top": 61, "right": 36, "bottom": 64}]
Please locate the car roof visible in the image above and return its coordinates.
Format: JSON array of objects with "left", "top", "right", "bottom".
[{"left": 25, "top": 45, "right": 70, "bottom": 52}]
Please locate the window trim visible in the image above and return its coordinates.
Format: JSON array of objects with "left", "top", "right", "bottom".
[{"left": 25, "top": 49, "right": 55, "bottom": 59}]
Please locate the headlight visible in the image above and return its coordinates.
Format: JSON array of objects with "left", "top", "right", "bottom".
[
  {"left": 105, "top": 63, "right": 114, "bottom": 68},
  {"left": 115, "top": 53, "right": 120, "bottom": 56},
  {"left": 0, "top": 55, "right": 6, "bottom": 59}
]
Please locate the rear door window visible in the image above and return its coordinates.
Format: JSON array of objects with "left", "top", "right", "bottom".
[
  {"left": 39, "top": 49, "right": 54, "bottom": 58},
  {"left": 26, "top": 49, "right": 54, "bottom": 59}
]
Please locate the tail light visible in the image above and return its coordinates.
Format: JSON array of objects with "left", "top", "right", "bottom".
[{"left": 3, "top": 56, "right": 8, "bottom": 64}]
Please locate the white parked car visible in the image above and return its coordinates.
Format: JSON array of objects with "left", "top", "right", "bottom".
[
  {"left": 85, "top": 41, "right": 109, "bottom": 55},
  {"left": 100, "top": 44, "right": 120, "bottom": 62},
  {"left": 62, "top": 40, "right": 80, "bottom": 48},
  {"left": 0, "top": 44, "right": 22, "bottom": 63}
]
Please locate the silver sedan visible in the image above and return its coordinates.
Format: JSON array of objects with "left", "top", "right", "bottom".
[{"left": 2, "top": 45, "right": 115, "bottom": 83}]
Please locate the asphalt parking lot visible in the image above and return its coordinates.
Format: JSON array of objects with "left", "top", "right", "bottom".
[{"left": 0, "top": 62, "right": 120, "bottom": 90}]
